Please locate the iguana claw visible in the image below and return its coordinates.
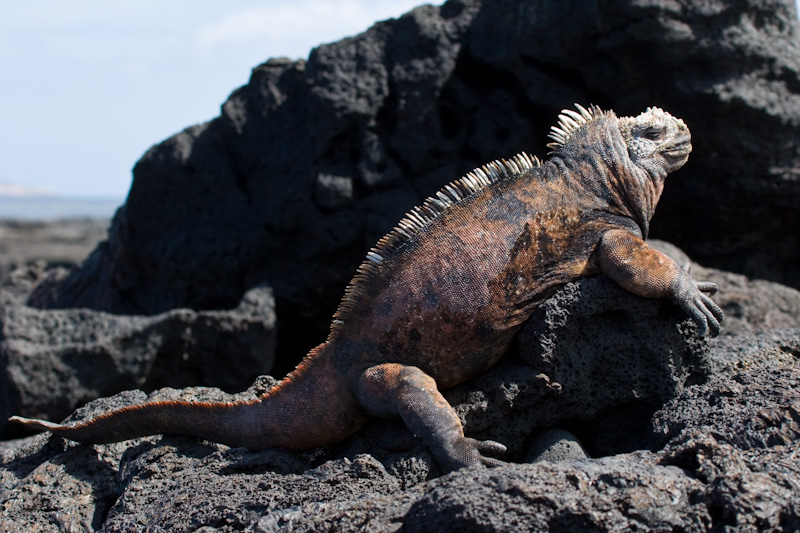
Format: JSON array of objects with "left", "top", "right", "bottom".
[
  {"left": 675, "top": 263, "right": 724, "bottom": 337},
  {"left": 439, "top": 437, "right": 507, "bottom": 471}
]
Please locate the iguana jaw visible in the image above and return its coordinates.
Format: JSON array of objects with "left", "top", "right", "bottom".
[{"left": 662, "top": 140, "right": 692, "bottom": 171}]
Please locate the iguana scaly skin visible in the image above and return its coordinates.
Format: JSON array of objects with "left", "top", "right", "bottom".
[{"left": 11, "top": 105, "right": 723, "bottom": 472}]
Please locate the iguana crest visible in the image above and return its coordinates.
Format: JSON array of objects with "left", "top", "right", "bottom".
[{"left": 546, "top": 103, "right": 601, "bottom": 151}]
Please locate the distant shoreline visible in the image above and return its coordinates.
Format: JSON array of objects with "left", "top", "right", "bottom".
[
  {"left": 0, "top": 196, "right": 124, "bottom": 221},
  {"left": 0, "top": 216, "right": 111, "bottom": 280}
]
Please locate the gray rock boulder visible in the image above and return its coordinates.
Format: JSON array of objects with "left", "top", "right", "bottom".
[
  {"left": 652, "top": 329, "right": 800, "bottom": 450},
  {"left": 651, "top": 240, "right": 800, "bottom": 336},
  {"left": 441, "top": 276, "right": 708, "bottom": 459},
  {"left": 524, "top": 427, "right": 589, "bottom": 463}
]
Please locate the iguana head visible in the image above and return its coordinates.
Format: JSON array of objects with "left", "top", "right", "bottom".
[
  {"left": 548, "top": 104, "right": 692, "bottom": 175},
  {"left": 618, "top": 107, "right": 692, "bottom": 175},
  {"left": 547, "top": 104, "right": 692, "bottom": 238}
]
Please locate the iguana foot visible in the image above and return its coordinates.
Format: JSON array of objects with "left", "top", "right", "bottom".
[
  {"left": 437, "top": 436, "right": 507, "bottom": 472},
  {"left": 673, "top": 263, "right": 724, "bottom": 337}
]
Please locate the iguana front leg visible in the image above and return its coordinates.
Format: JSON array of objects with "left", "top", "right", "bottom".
[
  {"left": 355, "top": 363, "right": 506, "bottom": 472},
  {"left": 598, "top": 229, "right": 724, "bottom": 336}
]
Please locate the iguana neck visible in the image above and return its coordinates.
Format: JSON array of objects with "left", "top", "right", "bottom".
[{"left": 549, "top": 114, "right": 664, "bottom": 239}]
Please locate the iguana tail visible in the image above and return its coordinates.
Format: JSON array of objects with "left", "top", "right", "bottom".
[
  {"left": 10, "top": 343, "right": 368, "bottom": 450},
  {"left": 9, "top": 401, "right": 267, "bottom": 448}
]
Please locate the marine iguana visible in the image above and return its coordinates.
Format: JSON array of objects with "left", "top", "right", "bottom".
[{"left": 11, "top": 105, "right": 723, "bottom": 472}]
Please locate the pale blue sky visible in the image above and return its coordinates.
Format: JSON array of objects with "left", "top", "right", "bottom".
[
  {"left": 2, "top": 1, "right": 798, "bottom": 199},
  {"left": 0, "top": 1, "right": 435, "bottom": 199}
]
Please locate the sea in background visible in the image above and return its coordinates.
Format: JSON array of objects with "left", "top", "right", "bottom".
[{"left": 0, "top": 196, "right": 124, "bottom": 221}]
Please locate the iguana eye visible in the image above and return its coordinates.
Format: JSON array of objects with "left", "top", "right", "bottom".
[{"left": 643, "top": 127, "right": 663, "bottom": 141}]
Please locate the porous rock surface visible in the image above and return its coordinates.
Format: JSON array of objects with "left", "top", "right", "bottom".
[{"left": 651, "top": 240, "right": 800, "bottom": 336}]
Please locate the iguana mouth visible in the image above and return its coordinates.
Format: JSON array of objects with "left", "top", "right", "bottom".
[
  {"left": 664, "top": 142, "right": 692, "bottom": 155},
  {"left": 664, "top": 142, "right": 692, "bottom": 161}
]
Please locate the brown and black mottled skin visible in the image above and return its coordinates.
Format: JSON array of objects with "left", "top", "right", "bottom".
[{"left": 11, "top": 106, "right": 723, "bottom": 473}]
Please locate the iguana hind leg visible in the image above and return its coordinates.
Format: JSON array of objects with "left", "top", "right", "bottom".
[{"left": 355, "top": 363, "right": 506, "bottom": 472}]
